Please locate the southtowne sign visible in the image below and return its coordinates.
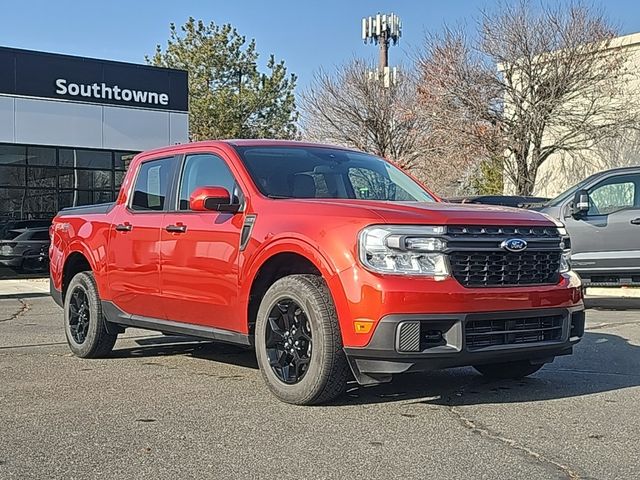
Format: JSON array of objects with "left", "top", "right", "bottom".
[
  {"left": 0, "top": 46, "right": 188, "bottom": 112},
  {"left": 55, "top": 79, "right": 170, "bottom": 107}
]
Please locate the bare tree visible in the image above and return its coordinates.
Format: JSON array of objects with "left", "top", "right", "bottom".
[
  {"left": 417, "top": 31, "right": 503, "bottom": 195},
  {"left": 300, "top": 60, "right": 425, "bottom": 171},
  {"left": 418, "top": 0, "right": 640, "bottom": 195}
]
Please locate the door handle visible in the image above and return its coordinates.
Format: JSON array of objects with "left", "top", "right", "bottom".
[
  {"left": 115, "top": 223, "right": 132, "bottom": 232},
  {"left": 631, "top": 218, "right": 640, "bottom": 225},
  {"left": 165, "top": 224, "right": 187, "bottom": 233}
]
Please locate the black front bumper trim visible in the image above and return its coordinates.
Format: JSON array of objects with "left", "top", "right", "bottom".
[{"left": 344, "top": 306, "right": 584, "bottom": 385}]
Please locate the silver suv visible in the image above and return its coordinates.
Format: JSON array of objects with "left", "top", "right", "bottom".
[{"left": 538, "top": 166, "right": 640, "bottom": 286}]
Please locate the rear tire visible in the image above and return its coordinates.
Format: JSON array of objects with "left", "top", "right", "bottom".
[
  {"left": 473, "top": 360, "right": 545, "bottom": 379},
  {"left": 64, "top": 271, "right": 117, "bottom": 358},
  {"left": 255, "top": 274, "right": 349, "bottom": 405}
]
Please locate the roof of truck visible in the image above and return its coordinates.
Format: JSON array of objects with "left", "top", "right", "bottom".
[
  {"left": 224, "top": 139, "right": 351, "bottom": 148},
  {"left": 136, "top": 139, "right": 356, "bottom": 159}
]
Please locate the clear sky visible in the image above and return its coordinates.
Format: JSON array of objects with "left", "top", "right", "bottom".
[{"left": 4, "top": 0, "right": 640, "bottom": 91}]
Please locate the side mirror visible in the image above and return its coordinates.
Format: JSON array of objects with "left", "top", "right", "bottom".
[
  {"left": 189, "top": 186, "right": 240, "bottom": 213},
  {"left": 571, "top": 189, "right": 590, "bottom": 218}
]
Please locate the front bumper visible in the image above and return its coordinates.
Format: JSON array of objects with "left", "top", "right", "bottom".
[{"left": 344, "top": 305, "right": 585, "bottom": 385}]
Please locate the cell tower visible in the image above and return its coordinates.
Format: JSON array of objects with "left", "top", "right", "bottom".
[{"left": 362, "top": 12, "right": 402, "bottom": 86}]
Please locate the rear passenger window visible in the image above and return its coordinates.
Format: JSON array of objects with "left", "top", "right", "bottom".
[{"left": 131, "top": 157, "right": 174, "bottom": 211}]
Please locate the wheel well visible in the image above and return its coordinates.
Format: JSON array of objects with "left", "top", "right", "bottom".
[
  {"left": 62, "top": 252, "right": 91, "bottom": 301},
  {"left": 248, "top": 253, "right": 321, "bottom": 335}
]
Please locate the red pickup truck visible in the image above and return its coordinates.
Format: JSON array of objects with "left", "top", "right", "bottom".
[{"left": 50, "top": 140, "right": 585, "bottom": 405}]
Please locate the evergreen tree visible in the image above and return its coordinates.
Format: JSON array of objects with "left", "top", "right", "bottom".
[{"left": 149, "top": 18, "right": 298, "bottom": 140}]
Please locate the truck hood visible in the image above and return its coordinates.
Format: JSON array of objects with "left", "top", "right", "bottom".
[{"left": 289, "top": 199, "right": 558, "bottom": 226}]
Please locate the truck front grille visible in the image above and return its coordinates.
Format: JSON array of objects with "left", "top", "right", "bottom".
[
  {"left": 450, "top": 251, "right": 561, "bottom": 287},
  {"left": 465, "top": 314, "right": 564, "bottom": 351},
  {"left": 446, "top": 225, "right": 563, "bottom": 288},
  {"left": 447, "top": 226, "right": 559, "bottom": 237}
]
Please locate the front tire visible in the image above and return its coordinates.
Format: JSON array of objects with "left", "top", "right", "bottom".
[
  {"left": 473, "top": 360, "right": 545, "bottom": 379},
  {"left": 255, "top": 274, "right": 349, "bottom": 405},
  {"left": 64, "top": 271, "right": 117, "bottom": 358}
]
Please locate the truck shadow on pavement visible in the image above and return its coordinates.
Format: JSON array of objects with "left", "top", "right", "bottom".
[
  {"left": 110, "top": 330, "right": 639, "bottom": 407},
  {"left": 111, "top": 335, "right": 259, "bottom": 370},
  {"left": 340, "top": 330, "right": 640, "bottom": 407}
]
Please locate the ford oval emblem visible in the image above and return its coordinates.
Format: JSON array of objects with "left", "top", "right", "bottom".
[{"left": 501, "top": 238, "right": 528, "bottom": 252}]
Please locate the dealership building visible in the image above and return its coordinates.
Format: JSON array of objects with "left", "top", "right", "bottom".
[{"left": 0, "top": 46, "right": 189, "bottom": 277}]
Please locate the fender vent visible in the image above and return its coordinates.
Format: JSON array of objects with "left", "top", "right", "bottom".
[{"left": 239, "top": 215, "right": 256, "bottom": 251}]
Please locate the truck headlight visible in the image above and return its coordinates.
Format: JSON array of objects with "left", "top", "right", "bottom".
[
  {"left": 558, "top": 228, "right": 571, "bottom": 273},
  {"left": 559, "top": 252, "right": 571, "bottom": 273},
  {"left": 358, "top": 226, "right": 449, "bottom": 278}
]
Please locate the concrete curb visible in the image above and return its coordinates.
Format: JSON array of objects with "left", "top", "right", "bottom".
[
  {"left": 586, "top": 287, "right": 640, "bottom": 298},
  {"left": 0, "top": 279, "right": 50, "bottom": 297}
]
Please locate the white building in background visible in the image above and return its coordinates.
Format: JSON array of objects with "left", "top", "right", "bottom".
[
  {"left": 0, "top": 45, "right": 188, "bottom": 221},
  {"left": 504, "top": 32, "right": 640, "bottom": 198},
  {"left": 0, "top": 46, "right": 189, "bottom": 279}
]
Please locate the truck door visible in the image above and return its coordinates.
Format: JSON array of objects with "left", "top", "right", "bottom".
[
  {"left": 160, "top": 152, "right": 245, "bottom": 331},
  {"left": 107, "top": 156, "right": 177, "bottom": 319},
  {"left": 563, "top": 172, "right": 640, "bottom": 281}
]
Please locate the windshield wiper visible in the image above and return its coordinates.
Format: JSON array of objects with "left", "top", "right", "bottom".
[{"left": 266, "top": 194, "right": 294, "bottom": 199}]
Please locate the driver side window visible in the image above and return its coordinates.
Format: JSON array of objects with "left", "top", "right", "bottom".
[
  {"left": 178, "top": 154, "right": 240, "bottom": 210},
  {"left": 588, "top": 175, "right": 637, "bottom": 215}
]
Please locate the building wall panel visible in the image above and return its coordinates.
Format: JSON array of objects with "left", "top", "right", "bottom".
[
  {"left": 0, "top": 96, "right": 16, "bottom": 143},
  {"left": 103, "top": 106, "right": 171, "bottom": 151},
  {"left": 14, "top": 98, "right": 103, "bottom": 148}
]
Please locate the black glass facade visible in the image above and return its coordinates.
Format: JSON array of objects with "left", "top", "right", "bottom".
[{"left": 0, "top": 143, "right": 136, "bottom": 278}]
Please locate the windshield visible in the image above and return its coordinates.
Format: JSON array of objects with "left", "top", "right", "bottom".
[
  {"left": 234, "top": 146, "right": 436, "bottom": 202},
  {"left": 2, "top": 230, "right": 23, "bottom": 241}
]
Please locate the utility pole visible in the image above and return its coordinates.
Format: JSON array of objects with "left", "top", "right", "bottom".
[{"left": 362, "top": 13, "right": 402, "bottom": 86}]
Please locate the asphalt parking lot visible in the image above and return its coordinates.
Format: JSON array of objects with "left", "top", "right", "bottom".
[{"left": 1, "top": 295, "right": 640, "bottom": 480}]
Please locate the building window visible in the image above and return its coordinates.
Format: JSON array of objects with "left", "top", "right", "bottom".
[
  {"left": 27, "top": 167, "right": 58, "bottom": 188},
  {"left": 0, "top": 166, "right": 26, "bottom": 186},
  {"left": 0, "top": 142, "right": 137, "bottom": 278},
  {"left": 115, "top": 151, "right": 136, "bottom": 171},
  {"left": 26, "top": 146, "right": 56, "bottom": 166},
  {"left": 0, "top": 145, "right": 26, "bottom": 165},
  {"left": 59, "top": 148, "right": 113, "bottom": 170}
]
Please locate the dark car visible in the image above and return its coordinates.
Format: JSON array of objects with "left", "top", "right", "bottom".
[
  {"left": 0, "top": 227, "right": 50, "bottom": 272},
  {"left": 447, "top": 195, "right": 549, "bottom": 208}
]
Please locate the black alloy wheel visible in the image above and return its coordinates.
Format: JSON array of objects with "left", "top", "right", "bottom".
[
  {"left": 68, "top": 286, "right": 90, "bottom": 344},
  {"left": 265, "top": 299, "right": 313, "bottom": 384},
  {"left": 64, "top": 271, "right": 117, "bottom": 358},
  {"left": 255, "top": 274, "right": 349, "bottom": 405}
]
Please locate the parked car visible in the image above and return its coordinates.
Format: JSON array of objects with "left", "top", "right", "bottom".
[
  {"left": 49, "top": 140, "right": 584, "bottom": 405},
  {"left": 0, "top": 226, "right": 50, "bottom": 272},
  {"left": 537, "top": 166, "right": 640, "bottom": 286},
  {"left": 448, "top": 195, "right": 549, "bottom": 208}
]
